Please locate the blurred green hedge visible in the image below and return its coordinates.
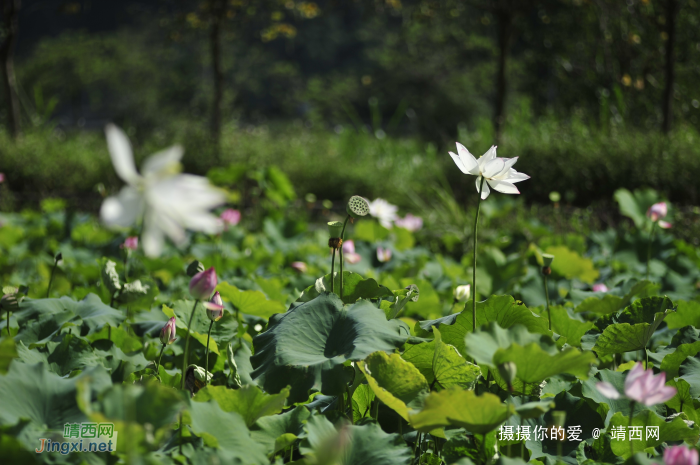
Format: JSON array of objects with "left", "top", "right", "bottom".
[{"left": 1, "top": 119, "right": 699, "bottom": 212}]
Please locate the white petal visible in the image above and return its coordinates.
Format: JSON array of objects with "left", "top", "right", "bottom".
[
  {"left": 596, "top": 382, "right": 621, "bottom": 399},
  {"left": 479, "top": 146, "right": 497, "bottom": 167},
  {"left": 489, "top": 180, "right": 520, "bottom": 194},
  {"left": 505, "top": 169, "right": 530, "bottom": 184},
  {"left": 476, "top": 177, "right": 491, "bottom": 200},
  {"left": 142, "top": 213, "right": 166, "bottom": 257},
  {"left": 482, "top": 158, "right": 505, "bottom": 178},
  {"left": 449, "top": 151, "right": 469, "bottom": 174},
  {"left": 141, "top": 145, "right": 184, "bottom": 178},
  {"left": 105, "top": 124, "right": 140, "bottom": 185},
  {"left": 100, "top": 187, "right": 144, "bottom": 228},
  {"left": 492, "top": 157, "right": 519, "bottom": 178},
  {"left": 456, "top": 142, "right": 480, "bottom": 175}
]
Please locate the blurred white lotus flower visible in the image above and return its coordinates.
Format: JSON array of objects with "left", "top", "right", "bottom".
[
  {"left": 449, "top": 143, "right": 530, "bottom": 200},
  {"left": 100, "top": 124, "right": 225, "bottom": 257},
  {"left": 368, "top": 198, "right": 398, "bottom": 229}
]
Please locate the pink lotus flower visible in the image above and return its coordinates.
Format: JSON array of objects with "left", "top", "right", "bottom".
[
  {"left": 647, "top": 202, "right": 672, "bottom": 229},
  {"left": 290, "top": 261, "right": 308, "bottom": 273},
  {"left": 204, "top": 292, "right": 225, "bottom": 322},
  {"left": 121, "top": 236, "right": 139, "bottom": 251},
  {"left": 596, "top": 362, "right": 677, "bottom": 406},
  {"left": 160, "top": 317, "right": 177, "bottom": 345},
  {"left": 220, "top": 209, "right": 241, "bottom": 229},
  {"left": 394, "top": 214, "right": 423, "bottom": 232},
  {"left": 189, "top": 267, "right": 217, "bottom": 300},
  {"left": 592, "top": 283, "right": 608, "bottom": 292},
  {"left": 0, "top": 173, "right": 5, "bottom": 183},
  {"left": 342, "top": 240, "right": 361, "bottom": 264},
  {"left": 377, "top": 247, "right": 392, "bottom": 263},
  {"left": 664, "top": 446, "right": 698, "bottom": 465}
]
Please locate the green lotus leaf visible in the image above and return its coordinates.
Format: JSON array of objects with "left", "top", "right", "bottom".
[
  {"left": 409, "top": 388, "right": 515, "bottom": 435},
  {"left": 492, "top": 340, "right": 597, "bottom": 384},
  {"left": 15, "top": 294, "right": 125, "bottom": 343},
  {"left": 0, "top": 362, "right": 111, "bottom": 434},
  {"left": 665, "top": 300, "right": 700, "bottom": 329},
  {"left": 660, "top": 338, "right": 700, "bottom": 378},
  {"left": 297, "top": 271, "right": 394, "bottom": 305},
  {"left": 217, "top": 282, "right": 286, "bottom": 319},
  {"left": 595, "top": 296, "right": 675, "bottom": 332},
  {"left": 679, "top": 355, "right": 700, "bottom": 398},
  {"left": 544, "top": 245, "right": 599, "bottom": 284},
  {"left": 418, "top": 295, "right": 550, "bottom": 357},
  {"left": 664, "top": 379, "right": 698, "bottom": 423},
  {"left": 193, "top": 384, "right": 289, "bottom": 427},
  {"left": 251, "top": 293, "right": 411, "bottom": 402},
  {"left": 464, "top": 322, "right": 554, "bottom": 367},
  {"left": 0, "top": 338, "right": 17, "bottom": 374},
  {"left": 515, "top": 400, "right": 556, "bottom": 419},
  {"left": 351, "top": 384, "right": 375, "bottom": 423},
  {"left": 185, "top": 400, "right": 268, "bottom": 464},
  {"left": 301, "top": 415, "right": 412, "bottom": 465},
  {"left": 532, "top": 305, "right": 594, "bottom": 347},
  {"left": 250, "top": 405, "right": 310, "bottom": 455},
  {"left": 592, "top": 323, "right": 661, "bottom": 357},
  {"left": 614, "top": 188, "right": 659, "bottom": 229},
  {"left": 607, "top": 410, "right": 699, "bottom": 459}
]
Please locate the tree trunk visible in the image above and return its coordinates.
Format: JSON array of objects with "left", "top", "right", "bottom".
[
  {"left": 210, "top": 0, "right": 226, "bottom": 154},
  {"left": 661, "top": 0, "right": 677, "bottom": 134},
  {"left": 0, "top": 0, "right": 21, "bottom": 138},
  {"left": 494, "top": 9, "right": 512, "bottom": 144}
]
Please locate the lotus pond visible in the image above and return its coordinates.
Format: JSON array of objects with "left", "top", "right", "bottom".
[{"left": 1, "top": 141, "right": 700, "bottom": 465}]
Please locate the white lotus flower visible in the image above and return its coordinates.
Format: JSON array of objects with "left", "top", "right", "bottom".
[
  {"left": 368, "top": 198, "right": 398, "bottom": 229},
  {"left": 100, "top": 124, "right": 225, "bottom": 257},
  {"left": 449, "top": 143, "right": 530, "bottom": 200}
]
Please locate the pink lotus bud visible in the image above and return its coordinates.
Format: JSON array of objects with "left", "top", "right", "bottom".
[
  {"left": 664, "top": 446, "right": 698, "bottom": 465},
  {"left": 220, "top": 209, "right": 241, "bottom": 229},
  {"left": 377, "top": 247, "right": 392, "bottom": 263},
  {"left": 394, "top": 213, "right": 423, "bottom": 232},
  {"left": 647, "top": 202, "right": 668, "bottom": 222},
  {"left": 121, "top": 236, "right": 138, "bottom": 251},
  {"left": 342, "top": 240, "right": 362, "bottom": 264},
  {"left": 658, "top": 220, "right": 672, "bottom": 229},
  {"left": 204, "top": 293, "right": 225, "bottom": 322},
  {"left": 189, "top": 267, "right": 217, "bottom": 300},
  {"left": 592, "top": 283, "right": 608, "bottom": 292},
  {"left": 290, "top": 261, "right": 308, "bottom": 273},
  {"left": 160, "top": 317, "right": 177, "bottom": 345},
  {"left": 0, "top": 173, "right": 5, "bottom": 183}
]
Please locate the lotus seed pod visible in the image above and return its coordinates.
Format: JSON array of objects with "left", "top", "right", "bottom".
[
  {"left": 346, "top": 195, "right": 370, "bottom": 218},
  {"left": 186, "top": 260, "right": 206, "bottom": 277},
  {"left": 328, "top": 221, "right": 343, "bottom": 238},
  {"left": 497, "top": 361, "right": 517, "bottom": 392},
  {"left": 542, "top": 253, "right": 554, "bottom": 268}
]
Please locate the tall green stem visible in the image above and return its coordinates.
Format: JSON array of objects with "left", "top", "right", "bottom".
[
  {"left": 6, "top": 311, "right": 9, "bottom": 336},
  {"left": 472, "top": 177, "right": 486, "bottom": 332},
  {"left": 205, "top": 320, "right": 214, "bottom": 385},
  {"left": 181, "top": 299, "right": 199, "bottom": 391},
  {"left": 47, "top": 261, "right": 58, "bottom": 298},
  {"left": 628, "top": 400, "right": 636, "bottom": 457},
  {"left": 155, "top": 343, "right": 166, "bottom": 379},
  {"left": 331, "top": 247, "right": 336, "bottom": 293},
  {"left": 646, "top": 222, "right": 657, "bottom": 280},
  {"left": 543, "top": 274, "right": 551, "bottom": 331},
  {"left": 339, "top": 215, "right": 351, "bottom": 298}
]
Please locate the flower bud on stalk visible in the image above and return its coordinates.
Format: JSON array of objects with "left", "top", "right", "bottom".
[
  {"left": 160, "top": 317, "right": 178, "bottom": 345},
  {"left": 189, "top": 267, "right": 217, "bottom": 300},
  {"left": 497, "top": 361, "right": 517, "bottom": 392},
  {"left": 205, "top": 292, "right": 225, "bottom": 322},
  {"left": 454, "top": 285, "right": 470, "bottom": 303}
]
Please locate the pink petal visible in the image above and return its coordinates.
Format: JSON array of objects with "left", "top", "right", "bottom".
[{"left": 596, "top": 381, "right": 621, "bottom": 399}]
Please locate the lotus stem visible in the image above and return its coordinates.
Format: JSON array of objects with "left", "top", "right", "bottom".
[
  {"left": 331, "top": 247, "right": 336, "bottom": 293},
  {"left": 155, "top": 343, "right": 166, "bottom": 381},
  {"left": 543, "top": 274, "right": 551, "bottom": 331},
  {"left": 205, "top": 320, "right": 214, "bottom": 384},
  {"left": 47, "top": 261, "right": 58, "bottom": 298},
  {"left": 181, "top": 299, "right": 199, "bottom": 391},
  {"left": 339, "top": 215, "right": 351, "bottom": 298},
  {"left": 646, "top": 222, "right": 657, "bottom": 280},
  {"left": 6, "top": 311, "right": 9, "bottom": 336},
  {"left": 472, "top": 177, "right": 486, "bottom": 332},
  {"left": 628, "top": 401, "right": 635, "bottom": 457}
]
